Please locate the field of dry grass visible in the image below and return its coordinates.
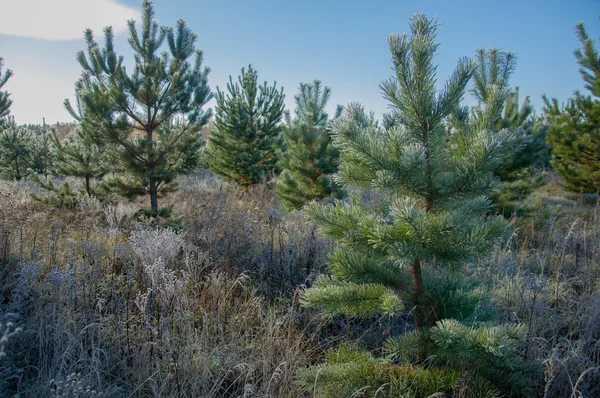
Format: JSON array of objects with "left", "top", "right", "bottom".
[{"left": 0, "top": 171, "right": 597, "bottom": 397}]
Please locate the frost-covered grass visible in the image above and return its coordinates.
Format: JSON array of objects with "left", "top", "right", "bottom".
[{"left": 0, "top": 171, "right": 598, "bottom": 397}]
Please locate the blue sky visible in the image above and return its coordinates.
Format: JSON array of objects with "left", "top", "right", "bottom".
[{"left": 0, "top": 0, "right": 598, "bottom": 124}]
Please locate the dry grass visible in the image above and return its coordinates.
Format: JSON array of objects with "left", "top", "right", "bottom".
[
  {"left": 0, "top": 175, "right": 327, "bottom": 397},
  {"left": 478, "top": 176, "right": 600, "bottom": 397},
  {"left": 0, "top": 171, "right": 598, "bottom": 397}
]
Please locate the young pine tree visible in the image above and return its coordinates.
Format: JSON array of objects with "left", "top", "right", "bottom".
[
  {"left": 73, "top": 0, "right": 212, "bottom": 215},
  {"left": 0, "top": 117, "right": 32, "bottom": 181},
  {"left": 298, "top": 14, "right": 537, "bottom": 397},
  {"left": 275, "top": 80, "right": 343, "bottom": 210},
  {"left": 0, "top": 56, "right": 13, "bottom": 128},
  {"left": 52, "top": 88, "right": 110, "bottom": 195},
  {"left": 208, "top": 65, "right": 285, "bottom": 186},
  {"left": 29, "top": 118, "right": 54, "bottom": 178},
  {"left": 453, "top": 49, "right": 550, "bottom": 215},
  {"left": 545, "top": 20, "right": 600, "bottom": 194}
]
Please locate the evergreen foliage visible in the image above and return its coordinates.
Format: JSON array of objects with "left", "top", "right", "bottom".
[
  {"left": 0, "top": 117, "right": 32, "bottom": 180},
  {"left": 73, "top": 0, "right": 212, "bottom": 214},
  {"left": 385, "top": 320, "right": 541, "bottom": 397},
  {"left": 297, "top": 344, "right": 460, "bottom": 398},
  {"left": 453, "top": 49, "right": 550, "bottom": 215},
  {"left": 298, "top": 320, "right": 540, "bottom": 397},
  {"left": 299, "top": 13, "right": 537, "bottom": 396},
  {"left": 544, "top": 20, "right": 600, "bottom": 194},
  {"left": 0, "top": 56, "right": 13, "bottom": 129},
  {"left": 422, "top": 271, "right": 497, "bottom": 323},
  {"left": 207, "top": 65, "right": 285, "bottom": 186},
  {"left": 55, "top": 87, "right": 110, "bottom": 195},
  {"left": 30, "top": 178, "right": 81, "bottom": 209},
  {"left": 302, "top": 14, "right": 519, "bottom": 329},
  {"left": 28, "top": 119, "right": 54, "bottom": 177},
  {"left": 275, "top": 80, "right": 343, "bottom": 210}
]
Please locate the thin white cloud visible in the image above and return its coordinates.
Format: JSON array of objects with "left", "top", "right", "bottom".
[{"left": 0, "top": 0, "right": 137, "bottom": 41}]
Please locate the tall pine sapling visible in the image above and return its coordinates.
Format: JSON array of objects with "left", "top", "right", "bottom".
[
  {"left": 302, "top": 18, "right": 518, "bottom": 330},
  {"left": 545, "top": 19, "right": 600, "bottom": 194},
  {"left": 276, "top": 80, "right": 343, "bottom": 210},
  {"left": 299, "top": 14, "right": 535, "bottom": 397},
  {"left": 208, "top": 65, "right": 285, "bottom": 186},
  {"left": 73, "top": 0, "right": 212, "bottom": 215}
]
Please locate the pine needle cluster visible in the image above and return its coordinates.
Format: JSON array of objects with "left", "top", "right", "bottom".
[
  {"left": 55, "top": 85, "right": 110, "bottom": 195},
  {"left": 0, "top": 117, "right": 32, "bottom": 181}
]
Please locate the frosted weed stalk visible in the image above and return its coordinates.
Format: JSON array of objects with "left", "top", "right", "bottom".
[
  {"left": 104, "top": 202, "right": 137, "bottom": 235},
  {"left": 134, "top": 257, "right": 190, "bottom": 316},
  {"left": 129, "top": 226, "right": 189, "bottom": 316},
  {"left": 129, "top": 226, "right": 183, "bottom": 268},
  {"left": 76, "top": 195, "right": 103, "bottom": 217},
  {"left": 0, "top": 322, "right": 21, "bottom": 358},
  {"left": 49, "top": 372, "right": 102, "bottom": 398}
]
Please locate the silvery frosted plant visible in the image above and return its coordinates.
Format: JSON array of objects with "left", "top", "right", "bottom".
[
  {"left": 128, "top": 227, "right": 183, "bottom": 268},
  {"left": 17, "top": 261, "right": 41, "bottom": 286},
  {"left": 49, "top": 373, "right": 102, "bottom": 398},
  {"left": 143, "top": 257, "right": 188, "bottom": 296},
  {"left": 46, "top": 268, "right": 75, "bottom": 290},
  {"left": 129, "top": 227, "right": 188, "bottom": 320},
  {"left": 104, "top": 202, "right": 137, "bottom": 234},
  {"left": 76, "top": 195, "right": 103, "bottom": 218},
  {"left": 0, "top": 322, "right": 21, "bottom": 359},
  {"left": 135, "top": 258, "right": 189, "bottom": 316}
]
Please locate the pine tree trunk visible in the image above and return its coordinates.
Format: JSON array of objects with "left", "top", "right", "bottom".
[
  {"left": 410, "top": 261, "right": 426, "bottom": 331},
  {"left": 85, "top": 176, "right": 91, "bottom": 196},
  {"left": 149, "top": 180, "right": 159, "bottom": 215},
  {"left": 14, "top": 158, "right": 20, "bottom": 181},
  {"left": 147, "top": 123, "right": 159, "bottom": 215},
  {"left": 410, "top": 260, "right": 426, "bottom": 363},
  {"left": 416, "top": 123, "right": 432, "bottom": 329}
]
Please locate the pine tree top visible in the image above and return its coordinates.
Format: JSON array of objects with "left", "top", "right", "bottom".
[{"left": 0, "top": 56, "right": 13, "bottom": 127}]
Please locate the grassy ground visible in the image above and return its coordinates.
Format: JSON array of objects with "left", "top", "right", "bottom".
[{"left": 0, "top": 171, "right": 598, "bottom": 397}]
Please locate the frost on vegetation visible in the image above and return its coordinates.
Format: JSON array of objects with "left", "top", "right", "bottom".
[
  {"left": 0, "top": 322, "right": 21, "bottom": 359},
  {"left": 129, "top": 227, "right": 189, "bottom": 316},
  {"left": 45, "top": 268, "right": 75, "bottom": 293},
  {"left": 76, "top": 195, "right": 103, "bottom": 217},
  {"left": 103, "top": 202, "right": 137, "bottom": 234},
  {"left": 10, "top": 261, "right": 42, "bottom": 313},
  {"left": 145, "top": 257, "right": 188, "bottom": 296},
  {"left": 65, "top": 240, "right": 105, "bottom": 264},
  {"left": 49, "top": 373, "right": 102, "bottom": 398},
  {"left": 17, "top": 260, "right": 41, "bottom": 286},
  {"left": 134, "top": 257, "right": 190, "bottom": 316},
  {"left": 128, "top": 226, "right": 183, "bottom": 268},
  {"left": 179, "top": 172, "right": 224, "bottom": 193},
  {"left": 0, "top": 179, "right": 36, "bottom": 206}
]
